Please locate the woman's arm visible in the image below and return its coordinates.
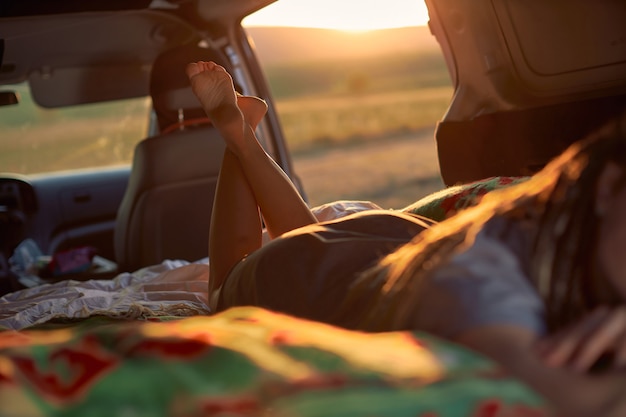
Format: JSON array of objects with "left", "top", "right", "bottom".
[
  {"left": 456, "top": 324, "right": 626, "bottom": 417},
  {"left": 535, "top": 306, "right": 626, "bottom": 372}
]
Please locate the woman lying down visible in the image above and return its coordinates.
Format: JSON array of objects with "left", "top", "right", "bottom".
[{"left": 187, "top": 60, "right": 626, "bottom": 416}]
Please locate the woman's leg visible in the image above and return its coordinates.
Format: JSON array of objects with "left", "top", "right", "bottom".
[
  {"left": 208, "top": 150, "right": 262, "bottom": 301},
  {"left": 186, "top": 61, "right": 317, "bottom": 296},
  {"left": 207, "top": 95, "right": 274, "bottom": 298}
]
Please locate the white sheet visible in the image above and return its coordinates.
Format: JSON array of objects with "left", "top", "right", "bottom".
[{"left": 0, "top": 260, "right": 211, "bottom": 330}]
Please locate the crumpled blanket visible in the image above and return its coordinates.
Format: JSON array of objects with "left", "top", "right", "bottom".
[
  {"left": 0, "top": 260, "right": 211, "bottom": 330},
  {"left": 0, "top": 200, "right": 382, "bottom": 331}
]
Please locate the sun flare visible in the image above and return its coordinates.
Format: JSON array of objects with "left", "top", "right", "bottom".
[{"left": 243, "top": 0, "right": 430, "bottom": 31}]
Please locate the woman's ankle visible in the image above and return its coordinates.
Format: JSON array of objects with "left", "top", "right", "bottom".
[{"left": 210, "top": 104, "right": 244, "bottom": 130}]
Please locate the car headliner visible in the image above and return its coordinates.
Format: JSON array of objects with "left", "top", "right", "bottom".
[{"left": 0, "top": 0, "right": 276, "bottom": 106}]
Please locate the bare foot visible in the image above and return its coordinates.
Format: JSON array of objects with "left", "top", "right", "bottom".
[
  {"left": 187, "top": 61, "right": 269, "bottom": 145},
  {"left": 186, "top": 61, "right": 244, "bottom": 138}
]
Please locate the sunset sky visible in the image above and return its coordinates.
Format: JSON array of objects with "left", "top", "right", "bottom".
[{"left": 243, "top": 0, "right": 430, "bottom": 31}]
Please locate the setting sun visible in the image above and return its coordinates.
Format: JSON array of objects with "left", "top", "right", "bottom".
[{"left": 243, "top": 0, "right": 430, "bottom": 31}]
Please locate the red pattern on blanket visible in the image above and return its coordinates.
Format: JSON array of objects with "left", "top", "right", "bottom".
[{"left": 0, "top": 307, "right": 552, "bottom": 417}]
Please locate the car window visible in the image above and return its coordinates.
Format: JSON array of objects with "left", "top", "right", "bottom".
[{"left": 0, "top": 82, "right": 150, "bottom": 175}]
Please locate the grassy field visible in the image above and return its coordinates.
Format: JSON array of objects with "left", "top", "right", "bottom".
[
  {"left": 293, "top": 128, "right": 445, "bottom": 209},
  {"left": 0, "top": 86, "right": 451, "bottom": 173},
  {"left": 0, "top": 106, "right": 149, "bottom": 174},
  {"left": 278, "top": 86, "right": 451, "bottom": 152},
  {"left": 265, "top": 51, "right": 450, "bottom": 99},
  {"left": 0, "top": 50, "right": 451, "bottom": 181}
]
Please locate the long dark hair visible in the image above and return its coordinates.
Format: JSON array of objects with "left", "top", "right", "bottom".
[{"left": 359, "top": 111, "right": 626, "bottom": 333}]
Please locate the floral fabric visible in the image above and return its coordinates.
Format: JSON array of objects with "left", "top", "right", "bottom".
[
  {"left": 0, "top": 306, "right": 551, "bottom": 416},
  {"left": 403, "top": 176, "right": 529, "bottom": 221}
]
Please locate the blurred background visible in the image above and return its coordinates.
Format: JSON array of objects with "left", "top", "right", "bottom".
[{"left": 244, "top": 0, "right": 450, "bottom": 209}]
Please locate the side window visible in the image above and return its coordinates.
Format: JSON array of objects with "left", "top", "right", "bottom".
[{"left": 0, "top": 82, "right": 150, "bottom": 175}]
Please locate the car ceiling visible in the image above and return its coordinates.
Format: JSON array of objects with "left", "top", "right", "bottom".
[
  {"left": 0, "top": 0, "right": 275, "bottom": 20},
  {"left": 0, "top": 0, "right": 276, "bottom": 106}
]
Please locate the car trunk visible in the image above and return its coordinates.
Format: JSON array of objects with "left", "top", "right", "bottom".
[{"left": 425, "top": 0, "right": 626, "bottom": 185}]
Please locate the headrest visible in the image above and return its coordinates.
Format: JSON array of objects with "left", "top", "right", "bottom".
[{"left": 150, "top": 42, "right": 230, "bottom": 132}]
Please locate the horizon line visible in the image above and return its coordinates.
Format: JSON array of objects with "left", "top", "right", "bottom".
[{"left": 243, "top": 23, "right": 429, "bottom": 31}]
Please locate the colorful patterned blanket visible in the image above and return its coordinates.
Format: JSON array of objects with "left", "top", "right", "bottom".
[
  {"left": 0, "top": 307, "right": 551, "bottom": 416},
  {"left": 403, "top": 176, "right": 529, "bottom": 221}
]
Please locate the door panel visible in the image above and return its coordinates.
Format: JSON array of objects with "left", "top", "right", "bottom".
[{"left": 1, "top": 167, "right": 130, "bottom": 265}]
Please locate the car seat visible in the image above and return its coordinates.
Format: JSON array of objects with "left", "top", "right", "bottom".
[{"left": 114, "top": 42, "right": 228, "bottom": 272}]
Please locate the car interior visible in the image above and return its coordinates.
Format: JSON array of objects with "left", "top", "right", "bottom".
[
  {"left": 2, "top": 1, "right": 626, "bottom": 415},
  {"left": 0, "top": 0, "right": 300, "bottom": 292},
  {"left": 2, "top": 0, "right": 626, "bottom": 293}
]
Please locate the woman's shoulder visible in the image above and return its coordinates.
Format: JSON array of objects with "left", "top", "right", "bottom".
[
  {"left": 476, "top": 214, "right": 536, "bottom": 270},
  {"left": 416, "top": 215, "right": 545, "bottom": 337}
]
